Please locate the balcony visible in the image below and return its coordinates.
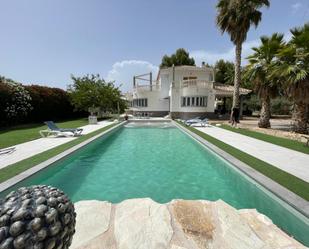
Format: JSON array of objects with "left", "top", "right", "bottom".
[
  {"left": 181, "top": 80, "right": 212, "bottom": 89},
  {"left": 133, "top": 84, "right": 161, "bottom": 92}
]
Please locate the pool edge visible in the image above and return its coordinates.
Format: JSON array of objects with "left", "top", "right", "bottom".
[
  {"left": 0, "top": 121, "right": 127, "bottom": 193},
  {"left": 173, "top": 121, "right": 309, "bottom": 218}
]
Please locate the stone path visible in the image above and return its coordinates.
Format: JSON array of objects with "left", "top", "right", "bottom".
[
  {"left": 193, "top": 125, "right": 309, "bottom": 183},
  {"left": 71, "top": 198, "right": 307, "bottom": 249},
  {"left": 0, "top": 121, "right": 115, "bottom": 169}
]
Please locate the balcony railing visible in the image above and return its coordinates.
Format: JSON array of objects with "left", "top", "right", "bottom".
[
  {"left": 133, "top": 84, "right": 161, "bottom": 92},
  {"left": 181, "top": 80, "right": 212, "bottom": 88}
]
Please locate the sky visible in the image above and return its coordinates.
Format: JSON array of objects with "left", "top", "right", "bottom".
[{"left": 0, "top": 0, "right": 308, "bottom": 92}]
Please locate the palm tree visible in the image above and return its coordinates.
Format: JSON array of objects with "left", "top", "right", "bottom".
[
  {"left": 271, "top": 24, "right": 309, "bottom": 134},
  {"left": 246, "top": 33, "right": 285, "bottom": 128},
  {"left": 216, "top": 0, "right": 270, "bottom": 114}
]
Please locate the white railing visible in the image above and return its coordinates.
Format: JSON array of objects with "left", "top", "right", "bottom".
[
  {"left": 181, "top": 80, "right": 212, "bottom": 88},
  {"left": 133, "top": 84, "right": 161, "bottom": 92}
]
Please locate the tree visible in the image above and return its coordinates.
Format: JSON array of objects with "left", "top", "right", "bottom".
[
  {"left": 0, "top": 77, "right": 32, "bottom": 126},
  {"left": 271, "top": 23, "right": 309, "bottom": 134},
  {"left": 68, "top": 74, "right": 126, "bottom": 115},
  {"left": 160, "top": 48, "right": 195, "bottom": 68},
  {"left": 214, "top": 60, "right": 235, "bottom": 84},
  {"left": 246, "top": 33, "right": 285, "bottom": 128},
  {"left": 216, "top": 0, "right": 270, "bottom": 112}
]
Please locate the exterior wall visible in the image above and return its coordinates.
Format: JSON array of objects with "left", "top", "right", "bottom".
[
  {"left": 132, "top": 89, "right": 169, "bottom": 112},
  {"left": 169, "top": 66, "right": 216, "bottom": 114},
  {"left": 130, "top": 65, "right": 216, "bottom": 118}
]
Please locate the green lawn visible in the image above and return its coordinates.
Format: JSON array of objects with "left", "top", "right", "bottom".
[
  {"left": 219, "top": 124, "right": 309, "bottom": 155},
  {"left": 176, "top": 121, "right": 309, "bottom": 201},
  {"left": 0, "top": 123, "right": 117, "bottom": 184},
  {"left": 0, "top": 118, "right": 89, "bottom": 149}
]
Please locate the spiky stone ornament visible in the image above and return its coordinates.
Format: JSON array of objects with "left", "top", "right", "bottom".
[{"left": 0, "top": 185, "right": 76, "bottom": 249}]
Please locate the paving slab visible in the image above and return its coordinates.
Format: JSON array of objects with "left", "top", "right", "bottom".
[{"left": 193, "top": 125, "right": 309, "bottom": 183}]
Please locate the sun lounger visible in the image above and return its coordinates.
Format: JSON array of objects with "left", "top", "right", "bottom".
[
  {"left": 0, "top": 147, "right": 16, "bottom": 155},
  {"left": 40, "top": 121, "right": 83, "bottom": 137},
  {"left": 186, "top": 117, "right": 209, "bottom": 127}
]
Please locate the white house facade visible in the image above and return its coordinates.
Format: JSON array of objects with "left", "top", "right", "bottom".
[{"left": 127, "top": 65, "right": 250, "bottom": 119}]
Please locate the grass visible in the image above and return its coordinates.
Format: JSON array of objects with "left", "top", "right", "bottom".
[
  {"left": 176, "top": 121, "right": 309, "bottom": 201},
  {"left": 219, "top": 124, "right": 309, "bottom": 155},
  {"left": 0, "top": 123, "right": 117, "bottom": 184},
  {"left": 0, "top": 118, "right": 89, "bottom": 149}
]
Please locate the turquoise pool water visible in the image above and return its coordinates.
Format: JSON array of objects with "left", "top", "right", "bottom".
[{"left": 1, "top": 125, "right": 309, "bottom": 245}]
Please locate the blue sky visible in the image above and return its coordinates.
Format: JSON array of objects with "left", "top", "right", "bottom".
[{"left": 0, "top": 0, "right": 308, "bottom": 92}]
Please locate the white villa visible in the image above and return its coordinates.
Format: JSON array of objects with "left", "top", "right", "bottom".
[{"left": 126, "top": 64, "right": 251, "bottom": 119}]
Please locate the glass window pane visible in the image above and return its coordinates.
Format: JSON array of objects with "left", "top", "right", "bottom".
[
  {"left": 191, "top": 97, "right": 195, "bottom": 106},
  {"left": 145, "top": 99, "right": 148, "bottom": 107},
  {"left": 187, "top": 97, "right": 190, "bottom": 106}
]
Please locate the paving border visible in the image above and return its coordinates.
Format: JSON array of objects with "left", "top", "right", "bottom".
[
  {"left": 173, "top": 121, "right": 309, "bottom": 218},
  {"left": 0, "top": 121, "right": 126, "bottom": 193}
]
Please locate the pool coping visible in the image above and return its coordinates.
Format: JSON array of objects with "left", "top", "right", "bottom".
[
  {"left": 1, "top": 119, "right": 308, "bottom": 218},
  {"left": 173, "top": 121, "right": 309, "bottom": 218},
  {"left": 0, "top": 121, "right": 126, "bottom": 193}
]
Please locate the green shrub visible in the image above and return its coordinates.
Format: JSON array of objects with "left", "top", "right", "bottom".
[
  {"left": 271, "top": 97, "right": 292, "bottom": 115},
  {"left": 0, "top": 78, "right": 32, "bottom": 126}
]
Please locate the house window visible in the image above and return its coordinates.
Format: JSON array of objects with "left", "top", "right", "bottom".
[
  {"left": 181, "top": 96, "right": 208, "bottom": 107},
  {"left": 183, "top": 76, "right": 197, "bottom": 80},
  {"left": 133, "top": 98, "right": 148, "bottom": 107},
  {"left": 182, "top": 97, "right": 186, "bottom": 107}
]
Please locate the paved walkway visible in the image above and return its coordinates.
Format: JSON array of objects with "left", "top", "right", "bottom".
[
  {"left": 193, "top": 125, "right": 309, "bottom": 183},
  {"left": 0, "top": 121, "right": 115, "bottom": 170}
]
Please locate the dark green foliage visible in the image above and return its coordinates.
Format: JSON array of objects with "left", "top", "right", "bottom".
[
  {"left": 0, "top": 77, "right": 32, "bottom": 126},
  {"left": 271, "top": 97, "right": 292, "bottom": 115},
  {"left": 214, "top": 60, "right": 235, "bottom": 84},
  {"left": 243, "top": 95, "right": 260, "bottom": 111},
  {"left": 24, "top": 85, "right": 84, "bottom": 123},
  {"left": 216, "top": 0, "right": 270, "bottom": 45},
  {"left": 68, "top": 74, "right": 126, "bottom": 115},
  {"left": 246, "top": 33, "right": 285, "bottom": 98},
  {"left": 160, "top": 48, "right": 195, "bottom": 68}
]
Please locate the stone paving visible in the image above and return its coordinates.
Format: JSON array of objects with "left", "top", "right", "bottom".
[
  {"left": 70, "top": 198, "right": 307, "bottom": 249},
  {"left": 193, "top": 125, "right": 309, "bottom": 183},
  {"left": 0, "top": 121, "right": 115, "bottom": 169}
]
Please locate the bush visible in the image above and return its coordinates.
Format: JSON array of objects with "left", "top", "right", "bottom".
[
  {"left": 243, "top": 95, "right": 260, "bottom": 112},
  {"left": 24, "top": 85, "right": 86, "bottom": 123},
  {"left": 271, "top": 97, "right": 292, "bottom": 115},
  {"left": 0, "top": 79, "right": 32, "bottom": 126}
]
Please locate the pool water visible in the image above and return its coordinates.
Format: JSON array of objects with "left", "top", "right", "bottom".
[{"left": 2, "top": 126, "right": 309, "bottom": 245}]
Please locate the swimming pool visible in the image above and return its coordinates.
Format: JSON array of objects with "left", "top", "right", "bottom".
[{"left": 1, "top": 124, "right": 309, "bottom": 245}]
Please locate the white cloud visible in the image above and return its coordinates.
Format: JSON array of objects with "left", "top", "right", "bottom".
[
  {"left": 292, "top": 2, "right": 302, "bottom": 14},
  {"left": 190, "top": 39, "right": 260, "bottom": 66},
  {"left": 106, "top": 60, "right": 159, "bottom": 93}
]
